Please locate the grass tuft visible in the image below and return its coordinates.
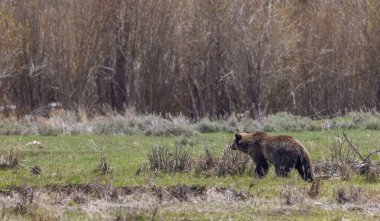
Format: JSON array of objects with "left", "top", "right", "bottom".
[
  {"left": 90, "top": 141, "right": 112, "bottom": 175},
  {"left": 216, "top": 147, "right": 250, "bottom": 177},
  {"left": 149, "top": 144, "right": 191, "bottom": 173},
  {"left": 194, "top": 147, "right": 217, "bottom": 175},
  {"left": 149, "top": 146, "right": 173, "bottom": 172},
  {"left": 0, "top": 146, "right": 22, "bottom": 169},
  {"left": 281, "top": 184, "right": 306, "bottom": 205},
  {"left": 30, "top": 166, "right": 42, "bottom": 175},
  {"left": 334, "top": 186, "right": 364, "bottom": 204}
]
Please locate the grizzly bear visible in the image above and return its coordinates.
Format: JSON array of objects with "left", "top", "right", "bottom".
[{"left": 229, "top": 131, "right": 314, "bottom": 182}]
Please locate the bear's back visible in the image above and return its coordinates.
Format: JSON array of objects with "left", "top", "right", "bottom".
[{"left": 261, "top": 135, "right": 305, "bottom": 162}]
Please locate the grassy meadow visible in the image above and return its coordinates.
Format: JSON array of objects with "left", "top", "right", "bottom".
[{"left": 0, "top": 112, "right": 379, "bottom": 220}]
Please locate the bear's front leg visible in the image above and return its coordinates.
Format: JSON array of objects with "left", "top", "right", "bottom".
[{"left": 254, "top": 160, "right": 270, "bottom": 179}]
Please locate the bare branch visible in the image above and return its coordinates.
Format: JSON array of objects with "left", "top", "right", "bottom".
[
  {"left": 343, "top": 133, "right": 365, "bottom": 162},
  {"left": 365, "top": 150, "right": 380, "bottom": 162}
]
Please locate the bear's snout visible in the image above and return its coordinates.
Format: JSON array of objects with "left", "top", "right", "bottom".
[{"left": 229, "top": 142, "right": 237, "bottom": 150}]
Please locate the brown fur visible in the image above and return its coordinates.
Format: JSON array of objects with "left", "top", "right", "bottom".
[{"left": 229, "top": 131, "right": 314, "bottom": 182}]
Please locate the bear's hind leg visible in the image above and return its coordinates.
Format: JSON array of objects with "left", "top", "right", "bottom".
[
  {"left": 296, "top": 157, "right": 314, "bottom": 182},
  {"left": 275, "top": 165, "right": 292, "bottom": 177}
]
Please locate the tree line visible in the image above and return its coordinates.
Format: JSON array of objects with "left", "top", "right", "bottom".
[{"left": 0, "top": 0, "right": 379, "bottom": 118}]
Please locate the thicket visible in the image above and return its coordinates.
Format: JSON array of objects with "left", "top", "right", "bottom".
[{"left": 0, "top": 0, "right": 379, "bottom": 118}]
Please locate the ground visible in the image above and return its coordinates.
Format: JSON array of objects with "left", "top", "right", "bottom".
[{"left": 0, "top": 129, "right": 379, "bottom": 220}]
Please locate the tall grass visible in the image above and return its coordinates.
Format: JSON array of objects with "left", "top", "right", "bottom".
[
  {"left": 0, "top": 110, "right": 380, "bottom": 136},
  {"left": 0, "top": 145, "right": 22, "bottom": 169},
  {"left": 149, "top": 145, "right": 191, "bottom": 173}
]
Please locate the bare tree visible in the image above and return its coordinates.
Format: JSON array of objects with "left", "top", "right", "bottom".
[{"left": 0, "top": 0, "right": 379, "bottom": 117}]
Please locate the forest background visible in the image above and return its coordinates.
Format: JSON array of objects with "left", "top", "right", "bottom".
[{"left": 0, "top": 0, "right": 379, "bottom": 119}]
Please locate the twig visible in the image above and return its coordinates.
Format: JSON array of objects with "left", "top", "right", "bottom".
[
  {"left": 343, "top": 133, "right": 365, "bottom": 162},
  {"left": 151, "top": 207, "right": 158, "bottom": 221},
  {"left": 343, "top": 132, "right": 380, "bottom": 163},
  {"left": 365, "top": 150, "right": 380, "bottom": 162}
]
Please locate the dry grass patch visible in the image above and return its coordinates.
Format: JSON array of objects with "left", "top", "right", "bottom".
[
  {"left": 148, "top": 145, "right": 191, "bottom": 173},
  {"left": 0, "top": 145, "right": 22, "bottom": 169},
  {"left": 216, "top": 147, "right": 250, "bottom": 177},
  {"left": 146, "top": 144, "right": 251, "bottom": 177},
  {"left": 0, "top": 183, "right": 379, "bottom": 220}
]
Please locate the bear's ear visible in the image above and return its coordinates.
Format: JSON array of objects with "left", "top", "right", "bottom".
[
  {"left": 252, "top": 131, "right": 266, "bottom": 143},
  {"left": 235, "top": 133, "right": 242, "bottom": 141}
]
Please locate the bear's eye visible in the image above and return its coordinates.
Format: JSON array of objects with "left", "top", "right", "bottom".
[
  {"left": 236, "top": 139, "right": 246, "bottom": 147},
  {"left": 235, "top": 138, "right": 242, "bottom": 145}
]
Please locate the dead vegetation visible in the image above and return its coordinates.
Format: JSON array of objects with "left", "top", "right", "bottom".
[
  {"left": 343, "top": 133, "right": 380, "bottom": 181},
  {"left": 0, "top": 146, "right": 22, "bottom": 169},
  {"left": 1, "top": 1, "right": 380, "bottom": 118},
  {"left": 315, "top": 159, "right": 380, "bottom": 181},
  {"left": 147, "top": 145, "right": 250, "bottom": 177},
  {"left": 194, "top": 147, "right": 217, "bottom": 175},
  {"left": 334, "top": 186, "right": 365, "bottom": 204},
  {"left": 0, "top": 182, "right": 378, "bottom": 220},
  {"left": 14, "top": 186, "right": 34, "bottom": 215},
  {"left": 149, "top": 145, "right": 191, "bottom": 173},
  {"left": 215, "top": 148, "right": 251, "bottom": 177},
  {"left": 6, "top": 183, "right": 251, "bottom": 204},
  {"left": 314, "top": 131, "right": 380, "bottom": 181}
]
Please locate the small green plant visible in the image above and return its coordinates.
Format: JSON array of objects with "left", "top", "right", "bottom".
[
  {"left": 90, "top": 141, "right": 111, "bottom": 175},
  {"left": 173, "top": 145, "right": 190, "bottom": 172},
  {"left": 98, "top": 153, "right": 110, "bottom": 175},
  {"left": 30, "top": 166, "right": 42, "bottom": 175}
]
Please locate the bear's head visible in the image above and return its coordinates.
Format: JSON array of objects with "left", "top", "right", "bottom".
[
  {"left": 229, "top": 131, "right": 268, "bottom": 153},
  {"left": 229, "top": 132, "right": 251, "bottom": 153}
]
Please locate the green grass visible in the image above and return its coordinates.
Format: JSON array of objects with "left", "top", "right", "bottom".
[
  {"left": 0, "top": 129, "right": 379, "bottom": 220},
  {"left": 0, "top": 130, "right": 378, "bottom": 187}
]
